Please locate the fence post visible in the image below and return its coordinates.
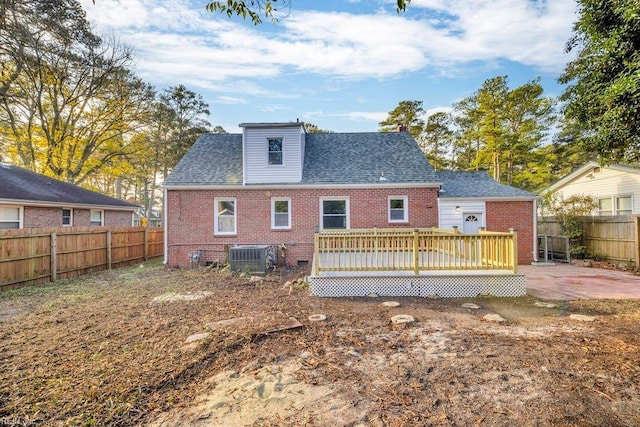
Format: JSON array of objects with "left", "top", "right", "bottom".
[
  {"left": 144, "top": 227, "right": 149, "bottom": 262},
  {"left": 635, "top": 216, "right": 640, "bottom": 268},
  {"left": 413, "top": 228, "right": 419, "bottom": 275},
  {"left": 509, "top": 228, "right": 518, "bottom": 273},
  {"left": 50, "top": 232, "right": 57, "bottom": 282},
  {"left": 106, "top": 231, "right": 112, "bottom": 270},
  {"left": 313, "top": 227, "right": 319, "bottom": 276}
]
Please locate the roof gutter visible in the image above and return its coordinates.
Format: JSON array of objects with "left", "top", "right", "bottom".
[
  {"left": 0, "top": 198, "right": 139, "bottom": 211},
  {"left": 163, "top": 182, "right": 443, "bottom": 190}
]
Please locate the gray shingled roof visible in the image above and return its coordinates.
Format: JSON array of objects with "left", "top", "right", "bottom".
[
  {"left": 437, "top": 171, "right": 536, "bottom": 198},
  {"left": 164, "top": 131, "right": 438, "bottom": 186},
  {"left": 164, "top": 134, "right": 243, "bottom": 186},
  {"left": 0, "top": 163, "right": 138, "bottom": 208}
]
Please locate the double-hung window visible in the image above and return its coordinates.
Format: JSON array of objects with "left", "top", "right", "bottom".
[
  {"left": 616, "top": 196, "right": 632, "bottom": 215},
  {"left": 62, "top": 208, "right": 73, "bottom": 226},
  {"left": 90, "top": 210, "right": 103, "bottom": 226},
  {"left": 0, "top": 206, "right": 21, "bottom": 229},
  {"left": 388, "top": 196, "right": 408, "bottom": 223},
  {"left": 320, "top": 198, "right": 349, "bottom": 229},
  {"left": 268, "top": 138, "right": 283, "bottom": 165},
  {"left": 272, "top": 197, "right": 291, "bottom": 229},
  {"left": 215, "top": 198, "right": 236, "bottom": 235}
]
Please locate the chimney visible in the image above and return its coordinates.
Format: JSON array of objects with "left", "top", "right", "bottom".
[{"left": 396, "top": 123, "right": 407, "bottom": 132}]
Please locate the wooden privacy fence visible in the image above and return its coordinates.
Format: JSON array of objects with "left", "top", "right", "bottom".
[
  {"left": 538, "top": 216, "right": 640, "bottom": 266},
  {"left": 313, "top": 227, "right": 518, "bottom": 275},
  {"left": 0, "top": 226, "right": 164, "bottom": 290}
]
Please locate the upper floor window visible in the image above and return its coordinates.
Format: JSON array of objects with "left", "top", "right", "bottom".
[
  {"left": 62, "top": 208, "right": 73, "bottom": 226},
  {"left": 388, "top": 196, "right": 408, "bottom": 223},
  {"left": 268, "top": 138, "right": 283, "bottom": 165},
  {"left": 0, "top": 206, "right": 21, "bottom": 229},
  {"left": 214, "top": 198, "right": 236, "bottom": 235},
  {"left": 90, "top": 210, "right": 104, "bottom": 226}
]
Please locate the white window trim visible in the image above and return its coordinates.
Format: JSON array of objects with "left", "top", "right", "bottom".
[
  {"left": 615, "top": 194, "right": 633, "bottom": 215},
  {"left": 388, "top": 195, "right": 408, "bottom": 223},
  {"left": 62, "top": 208, "right": 73, "bottom": 227},
  {"left": 0, "top": 206, "right": 23, "bottom": 229},
  {"left": 214, "top": 197, "right": 237, "bottom": 235},
  {"left": 267, "top": 137, "right": 284, "bottom": 166},
  {"left": 271, "top": 197, "right": 291, "bottom": 230},
  {"left": 319, "top": 197, "right": 350, "bottom": 230},
  {"left": 90, "top": 209, "right": 104, "bottom": 226}
]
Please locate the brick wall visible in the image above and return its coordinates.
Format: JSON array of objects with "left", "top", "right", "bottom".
[
  {"left": 23, "top": 206, "right": 133, "bottom": 228},
  {"left": 485, "top": 200, "right": 535, "bottom": 264},
  {"left": 167, "top": 187, "right": 439, "bottom": 267}
]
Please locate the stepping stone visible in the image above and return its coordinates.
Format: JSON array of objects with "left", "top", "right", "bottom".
[
  {"left": 308, "top": 314, "right": 327, "bottom": 322},
  {"left": 462, "top": 303, "right": 481, "bottom": 310},
  {"left": 185, "top": 332, "right": 210, "bottom": 343},
  {"left": 569, "top": 314, "right": 596, "bottom": 322},
  {"left": 391, "top": 314, "right": 415, "bottom": 324},
  {"left": 534, "top": 301, "right": 557, "bottom": 308},
  {"left": 382, "top": 301, "right": 401, "bottom": 307},
  {"left": 483, "top": 314, "right": 506, "bottom": 323}
]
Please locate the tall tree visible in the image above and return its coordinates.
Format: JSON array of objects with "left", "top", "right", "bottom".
[
  {"left": 159, "top": 84, "right": 211, "bottom": 175},
  {"left": 451, "top": 76, "right": 555, "bottom": 189},
  {"left": 559, "top": 0, "right": 640, "bottom": 163},
  {"left": 304, "top": 122, "right": 333, "bottom": 133},
  {"left": 0, "top": 33, "right": 155, "bottom": 184},
  {"left": 420, "top": 112, "right": 453, "bottom": 171},
  {"left": 379, "top": 100, "right": 425, "bottom": 139}
]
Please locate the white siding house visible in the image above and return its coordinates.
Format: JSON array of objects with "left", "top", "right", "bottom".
[
  {"left": 241, "top": 122, "right": 305, "bottom": 184},
  {"left": 439, "top": 200, "right": 487, "bottom": 233},
  {"left": 544, "top": 162, "right": 640, "bottom": 216}
]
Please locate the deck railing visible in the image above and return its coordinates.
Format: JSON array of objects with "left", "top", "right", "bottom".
[{"left": 313, "top": 227, "right": 518, "bottom": 275}]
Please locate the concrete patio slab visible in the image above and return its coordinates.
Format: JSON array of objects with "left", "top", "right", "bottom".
[{"left": 521, "top": 263, "right": 640, "bottom": 300}]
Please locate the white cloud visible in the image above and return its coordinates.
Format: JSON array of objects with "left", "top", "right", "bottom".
[
  {"left": 78, "top": 0, "right": 576, "bottom": 94},
  {"left": 340, "top": 111, "right": 389, "bottom": 122},
  {"left": 216, "top": 96, "right": 247, "bottom": 104}
]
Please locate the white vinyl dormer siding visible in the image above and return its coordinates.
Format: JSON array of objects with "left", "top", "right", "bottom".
[{"left": 242, "top": 124, "right": 305, "bottom": 184}]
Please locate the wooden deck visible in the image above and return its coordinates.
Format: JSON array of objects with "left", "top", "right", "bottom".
[{"left": 309, "top": 228, "right": 526, "bottom": 298}]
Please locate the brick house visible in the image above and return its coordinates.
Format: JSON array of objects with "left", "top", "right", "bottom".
[
  {"left": 436, "top": 171, "right": 537, "bottom": 264},
  {"left": 164, "top": 122, "right": 535, "bottom": 267},
  {"left": 0, "top": 163, "right": 138, "bottom": 229}
]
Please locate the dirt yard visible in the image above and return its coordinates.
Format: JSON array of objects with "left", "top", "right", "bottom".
[{"left": 1, "top": 261, "right": 639, "bottom": 426}]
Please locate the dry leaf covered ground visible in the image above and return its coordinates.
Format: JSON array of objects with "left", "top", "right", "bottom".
[{"left": 1, "top": 261, "right": 639, "bottom": 426}]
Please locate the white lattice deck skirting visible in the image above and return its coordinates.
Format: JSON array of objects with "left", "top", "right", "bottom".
[{"left": 308, "top": 272, "right": 527, "bottom": 298}]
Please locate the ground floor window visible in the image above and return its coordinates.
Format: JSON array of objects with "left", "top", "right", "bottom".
[
  {"left": 321, "top": 198, "right": 349, "bottom": 229},
  {"left": 598, "top": 195, "right": 632, "bottom": 216},
  {"left": 62, "top": 208, "right": 73, "bottom": 226},
  {"left": 0, "top": 206, "right": 21, "bottom": 229},
  {"left": 272, "top": 197, "right": 291, "bottom": 229},
  {"left": 388, "top": 196, "right": 408, "bottom": 222},
  {"left": 90, "top": 210, "right": 104, "bottom": 226},
  {"left": 215, "top": 198, "right": 236, "bottom": 234}
]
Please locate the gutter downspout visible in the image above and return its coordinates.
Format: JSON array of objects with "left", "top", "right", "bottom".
[
  {"left": 532, "top": 198, "right": 539, "bottom": 262},
  {"left": 242, "top": 127, "right": 247, "bottom": 186},
  {"left": 163, "top": 187, "right": 168, "bottom": 265}
]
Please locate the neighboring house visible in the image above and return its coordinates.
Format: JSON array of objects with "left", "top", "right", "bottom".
[
  {"left": 544, "top": 161, "right": 640, "bottom": 216},
  {"left": 164, "top": 122, "right": 536, "bottom": 268},
  {"left": 436, "top": 171, "right": 537, "bottom": 264},
  {"left": 0, "top": 163, "right": 138, "bottom": 229},
  {"left": 164, "top": 122, "right": 440, "bottom": 267}
]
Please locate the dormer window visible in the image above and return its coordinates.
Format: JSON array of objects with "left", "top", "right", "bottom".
[{"left": 268, "top": 138, "right": 283, "bottom": 165}]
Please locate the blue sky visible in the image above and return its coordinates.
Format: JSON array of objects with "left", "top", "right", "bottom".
[{"left": 78, "top": 0, "right": 577, "bottom": 133}]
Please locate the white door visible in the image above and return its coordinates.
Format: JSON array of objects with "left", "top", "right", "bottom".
[{"left": 462, "top": 213, "right": 482, "bottom": 233}]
